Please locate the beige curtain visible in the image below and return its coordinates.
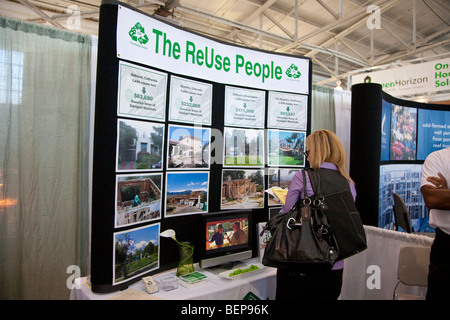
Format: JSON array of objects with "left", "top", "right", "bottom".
[
  {"left": 311, "top": 84, "right": 336, "bottom": 132},
  {"left": 0, "top": 17, "right": 92, "bottom": 299},
  {"left": 334, "top": 89, "right": 353, "bottom": 173}
]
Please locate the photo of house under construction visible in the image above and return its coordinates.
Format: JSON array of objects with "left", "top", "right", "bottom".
[
  {"left": 115, "top": 173, "right": 162, "bottom": 227},
  {"left": 221, "top": 169, "right": 264, "bottom": 210}
]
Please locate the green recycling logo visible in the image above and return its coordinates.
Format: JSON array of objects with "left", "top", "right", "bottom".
[
  {"left": 285, "top": 64, "right": 301, "bottom": 79},
  {"left": 129, "top": 22, "right": 149, "bottom": 45}
]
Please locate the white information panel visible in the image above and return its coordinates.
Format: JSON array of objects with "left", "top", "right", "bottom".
[
  {"left": 169, "top": 76, "right": 212, "bottom": 125},
  {"left": 268, "top": 91, "right": 308, "bottom": 130},
  {"left": 118, "top": 61, "right": 167, "bottom": 121},
  {"left": 224, "top": 86, "right": 265, "bottom": 128}
]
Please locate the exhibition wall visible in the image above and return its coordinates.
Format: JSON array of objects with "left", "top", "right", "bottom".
[
  {"left": 91, "top": 1, "right": 312, "bottom": 293},
  {"left": 350, "top": 83, "right": 450, "bottom": 229}
]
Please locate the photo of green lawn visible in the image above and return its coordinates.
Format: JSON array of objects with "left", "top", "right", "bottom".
[
  {"left": 267, "top": 129, "right": 306, "bottom": 167},
  {"left": 113, "top": 223, "right": 160, "bottom": 285}
]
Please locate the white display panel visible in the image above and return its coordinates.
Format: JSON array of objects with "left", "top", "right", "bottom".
[
  {"left": 169, "top": 76, "right": 212, "bottom": 125},
  {"left": 117, "top": 5, "right": 310, "bottom": 94},
  {"left": 268, "top": 91, "right": 308, "bottom": 130},
  {"left": 118, "top": 61, "right": 167, "bottom": 121}
]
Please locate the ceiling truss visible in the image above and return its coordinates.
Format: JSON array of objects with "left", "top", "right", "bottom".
[{"left": 1, "top": 0, "right": 450, "bottom": 90}]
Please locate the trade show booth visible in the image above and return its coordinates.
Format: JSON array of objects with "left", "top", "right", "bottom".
[
  {"left": 350, "top": 83, "right": 450, "bottom": 230},
  {"left": 90, "top": 0, "right": 312, "bottom": 294},
  {"left": 87, "top": 0, "right": 450, "bottom": 300}
]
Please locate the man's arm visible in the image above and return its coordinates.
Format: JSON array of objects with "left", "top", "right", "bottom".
[{"left": 421, "top": 173, "right": 450, "bottom": 210}]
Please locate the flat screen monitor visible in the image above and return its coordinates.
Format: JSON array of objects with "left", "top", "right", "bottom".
[{"left": 199, "top": 210, "right": 253, "bottom": 269}]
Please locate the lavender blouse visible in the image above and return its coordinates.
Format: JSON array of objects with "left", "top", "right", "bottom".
[{"left": 280, "top": 162, "right": 357, "bottom": 270}]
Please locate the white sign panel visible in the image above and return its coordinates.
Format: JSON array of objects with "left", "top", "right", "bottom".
[
  {"left": 118, "top": 61, "right": 167, "bottom": 121},
  {"left": 352, "top": 58, "right": 450, "bottom": 97},
  {"left": 224, "top": 86, "right": 265, "bottom": 128},
  {"left": 268, "top": 91, "right": 308, "bottom": 130},
  {"left": 117, "top": 5, "right": 309, "bottom": 94},
  {"left": 169, "top": 76, "right": 212, "bottom": 125}
]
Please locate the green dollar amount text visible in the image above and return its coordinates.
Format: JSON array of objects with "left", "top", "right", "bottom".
[{"left": 134, "top": 93, "right": 153, "bottom": 101}]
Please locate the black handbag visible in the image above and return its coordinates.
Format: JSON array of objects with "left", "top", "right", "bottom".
[
  {"left": 261, "top": 170, "right": 339, "bottom": 269},
  {"left": 307, "top": 168, "right": 367, "bottom": 260}
]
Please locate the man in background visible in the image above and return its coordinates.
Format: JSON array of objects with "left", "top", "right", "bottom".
[{"left": 420, "top": 147, "right": 450, "bottom": 300}]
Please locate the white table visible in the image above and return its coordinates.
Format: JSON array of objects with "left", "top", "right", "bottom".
[
  {"left": 71, "top": 226, "right": 434, "bottom": 301},
  {"left": 70, "top": 258, "right": 277, "bottom": 300}
]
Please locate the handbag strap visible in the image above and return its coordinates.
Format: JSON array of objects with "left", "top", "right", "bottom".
[
  {"left": 302, "top": 169, "right": 307, "bottom": 199},
  {"left": 301, "top": 170, "right": 312, "bottom": 207},
  {"left": 308, "top": 169, "right": 327, "bottom": 210},
  {"left": 292, "top": 169, "right": 310, "bottom": 209},
  {"left": 286, "top": 170, "right": 310, "bottom": 230},
  {"left": 307, "top": 168, "right": 321, "bottom": 195}
]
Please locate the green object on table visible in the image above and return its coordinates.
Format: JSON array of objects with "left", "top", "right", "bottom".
[
  {"left": 176, "top": 242, "right": 194, "bottom": 277},
  {"left": 229, "top": 264, "right": 259, "bottom": 277}
]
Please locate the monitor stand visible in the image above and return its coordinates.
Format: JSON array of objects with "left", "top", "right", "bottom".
[{"left": 205, "top": 261, "right": 248, "bottom": 275}]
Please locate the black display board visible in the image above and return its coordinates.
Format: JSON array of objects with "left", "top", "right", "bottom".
[
  {"left": 91, "top": 0, "right": 312, "bottom": 293},
  {"left": 350, "top": 83, "right": 450, "bottom": 228}
]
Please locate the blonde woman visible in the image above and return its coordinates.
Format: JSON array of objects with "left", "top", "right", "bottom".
[{"left": 277, "top": 129, "right": 356, "bottom": 300}]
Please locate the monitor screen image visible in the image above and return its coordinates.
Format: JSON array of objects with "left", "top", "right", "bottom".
[
  {"left": 206, "top": 216, "right": 249, "bottom": 251},
  {"left": 199, "top": 210, "right": 253, "bottom": 268}
]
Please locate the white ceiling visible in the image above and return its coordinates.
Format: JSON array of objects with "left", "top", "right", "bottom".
[{"left": 2, "top": 0, "right": 450, "bottom": 90}]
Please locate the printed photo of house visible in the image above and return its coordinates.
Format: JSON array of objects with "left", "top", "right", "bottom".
[
  {"left": 115, "top": 173, "right": 162, "bottom": 227},
  {"left": 267, "top": 129, "right": 305, "bottom": 167},
  {"left": 167, "top": 124, "right": 210, "bottom": 169},
  {"left": 221, "top": 169, "right": 264, "bottom": 210},
  {"left": 165, "top": 171, "right": 209, "bottom": 217},
  {"left": 117, "top": 119, "right": 164, "bottom": 171}
]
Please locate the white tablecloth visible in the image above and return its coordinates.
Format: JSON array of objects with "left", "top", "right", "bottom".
[
  {"left": 70, "top": 258, "right": 277, "bottom": 300},
  {"left": 340, "top": 225, "right": 434, "bottom": 300},
  {"left": 71, "top": 227, "right": 435, "bottom": 301}
]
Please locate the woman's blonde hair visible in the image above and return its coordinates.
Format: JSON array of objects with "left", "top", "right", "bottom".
[{"left": 306, "top": 129, "right": 353, "bottom": 183}]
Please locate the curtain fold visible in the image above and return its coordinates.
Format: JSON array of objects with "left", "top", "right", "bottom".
[
  {"left": 311, "top": 84, "right": 336, "bottom": 132},
  {"left": 334, "top": 89, "right": 352, "bottom": 173},
  {"left": 0, "top": 17, "right": 92, "bottom": 299}
]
